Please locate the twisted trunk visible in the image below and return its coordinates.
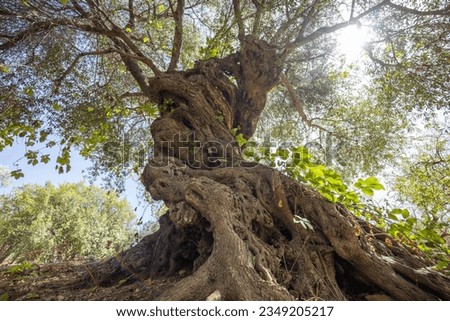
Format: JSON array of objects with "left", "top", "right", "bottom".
[{"left": 85, "top": 36, "right": 450, "bottom": 300}]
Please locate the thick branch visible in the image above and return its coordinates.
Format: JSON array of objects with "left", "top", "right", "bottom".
[
  {"left": 233, "top": 0, "right": 245, "bottom": 41},
  {"left": 111, "top": 39, "right": 155, "bottom": 100},
  {"left": 350, "top": 0, "right": 356, "bottom": 19},
  {"left": 251, "top": 0, "right": 262, "bottom": 34},
  {"left": 167, "top": 0, "right": 184, "bottom": 72}
]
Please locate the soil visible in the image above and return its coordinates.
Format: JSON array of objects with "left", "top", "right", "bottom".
[{"left": 0, "top": 261, "right": 173, "bottom": 301}]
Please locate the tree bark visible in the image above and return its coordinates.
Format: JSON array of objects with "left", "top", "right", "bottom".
[{"left": 84, "top": 36, "right": 450, "bottom": 300}]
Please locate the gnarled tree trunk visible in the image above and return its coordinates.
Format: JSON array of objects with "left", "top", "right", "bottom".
[{"left": 86, "top": 36, "right": 450, "bottom": 300}]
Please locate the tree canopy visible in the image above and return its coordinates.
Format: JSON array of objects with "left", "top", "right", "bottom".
[{"left": 0, "top": 1, "right": 448, "bottom": 173}]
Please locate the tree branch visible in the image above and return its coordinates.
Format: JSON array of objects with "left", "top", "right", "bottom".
[
  {"left": 167, "top": 0, "right": 185, "bottom": 72},
  {"left": 78, "top": 0, "right": 161, "bottom": 76},
  {"left": 280, "top": 74, "right": 335, "bottom": 136},
  {"left": 109, "top": 27, "right": 161, "bottom": 76},
  {"left": 297, "top": 0, "right": 321, "bottom": 39},
  {"left": 350, "top": 0, "right": 356, "bottom": 19},
  {"left": 127, "top": 0, "right": 136, "bottom": 29},
  {"left": 0, "top": 21, "right": 55, "bottom": 51},
  {"left": 70, "top": 0, "right": 91, "bottom": 18},
  {"left": 289, "top": 0, "right": 389, "bottom": 48},
  {"left": 363, "top": 44, "right": 400, "bottom": 68},
  {"left": 251, "top": 0, "right": 262, "bottom": 34},
  {"left": 233, "top": 0, "right": 245, "bottom": 41},
  {"left": 273, "top": 0, "right": 317, "bottom": 50},
  {"left": 386, "top": 0, "right": 450, "bottom": 16},
  {"left": 110, "top": 38, "right": 155, "bottom": 100},
  {"left": 54, "top": 49, "right": 114, "bottom": 87}
]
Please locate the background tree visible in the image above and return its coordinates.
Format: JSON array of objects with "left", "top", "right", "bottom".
[
  {"left": 0, "top": 182, "right": 136, "bottom": 264},
  {"left": 0, "top": 165, "right": 11, "bottom": 188},
  {"left": 1, "top": 0, "right": 449, "bottom": 300}
]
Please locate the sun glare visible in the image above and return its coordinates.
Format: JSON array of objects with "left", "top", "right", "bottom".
[{"left": 337, "top": 25, "right": 369, "bottom": 61}]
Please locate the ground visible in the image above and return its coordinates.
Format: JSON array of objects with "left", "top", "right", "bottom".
[{"left": 0, "top": 261, "right": 177, "bottom": 301}]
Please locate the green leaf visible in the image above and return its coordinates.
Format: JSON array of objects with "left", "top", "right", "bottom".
[
  {"left": 143, "top": 36, "right": 150, "bottom": 44},
  {"left": 361, "top": 187, "right": 374, "bottom": 197},
  {"left": 390, "top": 208, "right": 410, "bottom": 219},
  {"left": 157, "top": 4, "right": 166, "bottom": 14},
  {"left": 0, "top": 293, "right": 8, "bottom": 301},
  {"left": 436, "top": 261, "right": 448, "bottom": 270},
  {"left": 354, "top": 176, "right": 384, "bottom": 196},
  {"left": 308, "top": 165, "right": 325, "bottom": 178},
  {"left": 364, "top": 176, "right": 385, "bottom": 190},
  {"left": 344, "top": 192, "right": 360, "bottom": 203},
  {"left": 0, "top": 64, "right": 9, "bottom": 73},
  {"left": 235, "top": 133, "right": 247, "bottom": 147},
  {"left": 40, "top": 154, "right": 50, "bottom": 164},
  {"left": 23, "top": 86, "right": 34, "bottom": 97},
  {"left": 39, "top": 130, "right": 48, "bottom": 142},
  {"left": 400, "top": 209, "right": 410, "bottom": 219},
  {"left": 321, "top": 191, "right": 336, "bottom": 202},
  {"left": 419, "top": 228, "right": 446, "bottom": 245},
  {"left": 277, "top": 148, "right": 289, "bottom": 160},
  {"left": 292, "top": 146, "right": 311, "bottom": 161},
  {"left": 59, "top": 0, "right": 68, "bottom": 5},
  {"left": 125, "top": 27, "right": 132, "bottom": 33},
  {"left": 11, "top": 170, "right": 24, "bottom": 179},
  {"left": 388, "top": 213, "right": 399, "bottom": 221},
  {"left": 326, "top": 176, "right": 343, "bottom": 186},
  {"left": 52, "top": 102, "right": 62, "bottom": 111},
  {"left": 406, "top": 217, "right": 417, "bottom": 225}
]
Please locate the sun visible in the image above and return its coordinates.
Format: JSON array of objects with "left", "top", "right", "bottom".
[{"left": 337, "top": 24, "right": 369, "bottom": 61}]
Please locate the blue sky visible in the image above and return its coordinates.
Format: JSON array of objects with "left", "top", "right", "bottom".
[{"left": 0, "top": 138, "right": 155, "bottom": 223}]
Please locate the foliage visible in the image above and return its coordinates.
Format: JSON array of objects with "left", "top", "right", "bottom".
[
  {"left": 240, "top": 137, "right": 449, "bottom": 271},
  {"left": 0, "top": 165, "right": 11, "bottom": 188},
  {"left": 393, "top": 130, "right": 450, "bottom": 270},
  {"left": 0, "top": 182, "right": 136, "bottom": 263},
  {"left": 395, "top": 133, "right": 450, "bottom": 218},
  {"left": 5, "top": 261, "right": 34, "bottom": 275}
]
